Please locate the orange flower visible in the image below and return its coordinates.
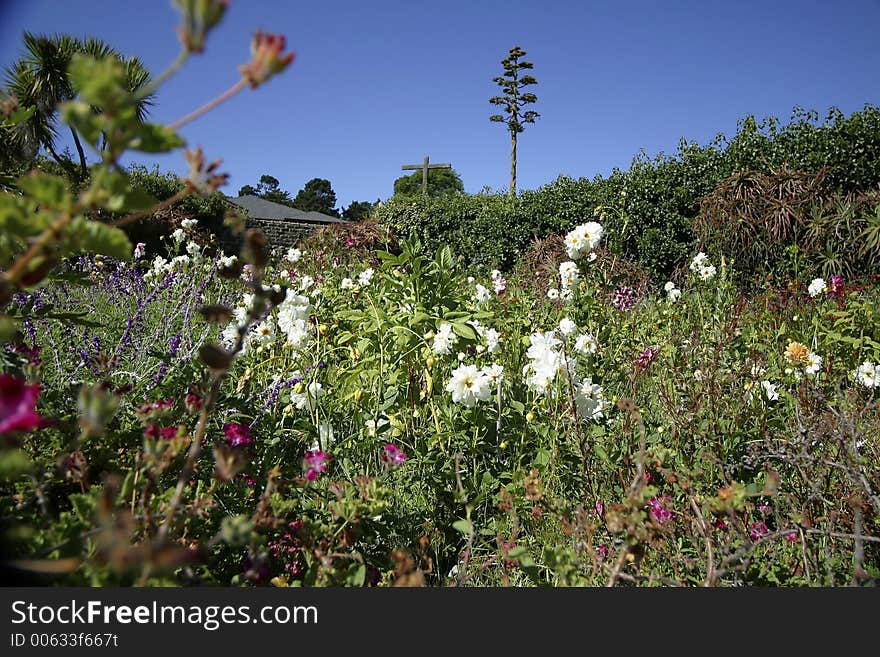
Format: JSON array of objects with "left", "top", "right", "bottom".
[{"left": 784, "top": 340, "right": 809, "bottom": 365}]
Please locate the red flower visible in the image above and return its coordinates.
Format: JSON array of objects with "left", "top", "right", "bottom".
[
  {"left": 0, "top": 374, "right": 46, "bottom": 434},
  {"left": 223, "top": 423, "right": 254, "bottom": 447}
]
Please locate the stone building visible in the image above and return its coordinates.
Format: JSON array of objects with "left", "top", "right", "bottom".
[{"left": 223, "top": 195, "right": 347, "bottom": 251}]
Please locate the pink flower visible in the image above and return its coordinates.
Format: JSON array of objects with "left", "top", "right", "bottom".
[
  {"left": 648, "top": 496, "right": 674, "bottom": 525},
  {"left": 713, "top": 518, "right": 728, "bottom": 532},
  {"left": 749, "top": 521, "right": 770, "bottom": 541},
  {"left": 344, "top": 237, "right": 355, "bottom": 248},
  {"left": 636, "top": 346, "right": 659, "bottom": 370},
  {"left": 595, "top": 500, "right": 604, "bottom": 517},
  {"left": 304, "top": 450, "right": 330, "bottom": 481},
  {"left": 0, "top": 374, "right": 46, "bottom": 434},
  {"left": 785, "top": 530, "right": 798, "bottom": 543},
  {"left": 223, "top": 422, "right": 254, "bottom": 447},
  {"left": 596, "top": 545, "right": 609, "bottom": 559},
  {"left": 239, "top": 31, "right": 295, "bottom": 88},
  {"left": 381, "top": 443, "right": 407, "bottom": 467},
  {"left": 830, "top": 275, "right": 845, "bottom": 297},
  {"left": 493, "top": 277, "right": 507, "bottom": 295}
]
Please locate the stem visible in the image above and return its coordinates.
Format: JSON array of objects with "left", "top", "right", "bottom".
[
  {"left": 169, "top": 79, "right": 248, "bottom": 131},
  {"left": 137, "top": 50, "right": 189, "bottom": 100},
  {"left": 112, "top": 188, "right": 190, "bottom": 229}
]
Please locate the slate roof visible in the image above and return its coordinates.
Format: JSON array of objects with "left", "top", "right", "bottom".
[{"left": 226, "top": 195, "right": 346, "bottom": 224}]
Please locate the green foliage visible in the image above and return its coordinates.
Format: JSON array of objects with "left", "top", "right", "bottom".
[
  {"left": 237, "top": 173, "right": 294, "bottom": 206},
  {"left": 393, "top": 168, "right": 464, "bottom": 198},
  {"left": 379, "top": 105, "right": 880, "bottom": 281},
  {"left": 341, "top": 200, "right": 376, "bottom": 221},
  {"left": 292, "top": 177, "right": 340, "bottom": 217},
  {"left": 2, "top": 32, "right": 154, "bottom": 177}
]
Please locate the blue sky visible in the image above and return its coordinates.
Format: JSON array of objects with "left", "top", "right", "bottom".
[{"left": 1, "top": 0, "right": 878, "bottom": 210}]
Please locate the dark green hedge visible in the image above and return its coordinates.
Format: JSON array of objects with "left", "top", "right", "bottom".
[{"left": 375, "top": 105, "right": 880, "bottom": 279}]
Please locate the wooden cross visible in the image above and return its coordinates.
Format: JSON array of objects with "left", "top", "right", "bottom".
[{"left": 401, "top": 155, "right": 452, "bottom": 195}]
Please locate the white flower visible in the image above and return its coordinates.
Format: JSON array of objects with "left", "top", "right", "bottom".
[
  {"left": 299, "top": 275, "right": 314, "bottom": 291},
  {"left": 547, "top": 288, "right": 560, "bottom": 300},
  {"left": 560, "top": 287, "right": 574, "bottom": 302},
  {"left": 279, "top": 269, "right": 290, "bottom": 280},
  {"left": 586, "top": 252, "right": 597, "bottom": 263},
  {"left": 483, "top": 328, "right": 501, "bottom": 354},
  {"left": 808, "top": 278, "right": 827, "bottom": 297},
  {"left": 186, "top": 241, "right": 201, "bottom": 257},
  {"left": 358, "top": 267, "right": 375, "bottom": 287},
  {"left": 575, "top": 377, "right": 607, "bottom": 420},
  {"left": 493, "top": 276, "right": 507, "bottom": 295},
  {"left": 574, "top": 332, "right": 598, "bottom": 355},
  {"left": 365, "top": 417, "right": 389, "bottom": 437},
  {"left": 854, "top": 361, "right": 880, "bottom": 388},
  {"left": 805, "top": 352, "right": 823, "bottom": 376},
  {"left": 171, "top": 228, "right": 185, "bottom": 243},
  {"left": 312, "top": 422, "right": 335, "bottom": 450},
  {"left": 251, "top": 316, "right": 276, "bottom": 346},
  {"left": 286, "top": 248, "right": 302, "bottom": 262},
  {"left": 761, "top": 380, "right": 779, "bottom": 401},
  {"left": 558, "top": 317, "right": 577, "bottom": 336},
  {"left": 219, "top": 254, "right": 237, "bottom": 268},
  {"left": 181, "top": 218, "right": 198, "bottom": 230},
  {"left": 152, "top": 255, "right": 169, "bottom": 273},
  {"left": 457, "top": 351, "right": 466, "bottom": 361},
  {"left": 133, "top": 242, "right": 146, "bottom": 259},
  {"left": 667, "top": 288, "right": 682, "bottom": 303},
  {"left": 491, "top": 269, "right": 501, "bottom": 280},
  {"left": 698, "top": 264, "right": 716, "bottom": 281},
  {"left": 690, "top": 252, "right": 709, "bottom": 271},
  {"left": 559, "top": 261, "right": 580, "bottom": 290},
  {"left": 445, "top": 364, "right": 492, "bottom": 407},
  {"left": 482, "top": 363, "right": 504, "bottom": 386},
  {"left": 308, "top": 381, "right": 325, "bottom": 402},
  {"left": 473, "top": 284, "right": 492, "bottom": 303},
  {"left": 341, "top": 277, "right": 356, "bottom": 290},
  {"left": 467, "top": 276, "right": 475, "bottom": 284},
  {"left": 170, "top": 254, "right": 190, "bottom": 269},
  {"left": 432, "top": 323, "right": 458, "bottom": 356},
  {"left": 664, "top": 281, "right": 676, "bottom": 292},
  {"left": 565, "top": 221, "right": 603, "bottom": 259}
]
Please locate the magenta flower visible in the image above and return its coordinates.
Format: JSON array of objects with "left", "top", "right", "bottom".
[
  {"left": 648, "top": 496, "right": 674, "bottom": 525},
  {"left": 749, "top": 521, "right": 770, "bottom": 541},
  {"left": 611, "top": 286, "right": 637, "bottom": 311},
  {"left": 381, "top": 443, "right": 407, "bottom": 467},
  {"left": 223, "top": 422, "right": 254, "bottom": 447},
  {"left": 304, "top": 450, "right": 330, "bottom": 481},
  {"left": 596, "top": 545, "right": 609, "bottom": 559},
  {"left": 636, "top": 346, "right": 659, "bottom": 370},
  {"left": 785, "top": 530, "right": 798, "bottom": 543},
  {"left": 344, "top": 237, "right": 356, "bottom": 248},
  {"left": 830, "top": 274, "right": 845, "bottom": 297},
  {"left": 595, "top": 500, "right": 604, "bottom": 517},
  {"left": 0, "top": 374, "right": 46, "bottom": 434}
]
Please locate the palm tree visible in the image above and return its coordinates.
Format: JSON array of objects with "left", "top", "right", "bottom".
[{"left": 3, "top": 32, "right": 154, "bottom": 179}]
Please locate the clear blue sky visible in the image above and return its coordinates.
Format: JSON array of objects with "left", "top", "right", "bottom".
[{"left": 2, "top": 0, "right": 878, "bottom": 210}]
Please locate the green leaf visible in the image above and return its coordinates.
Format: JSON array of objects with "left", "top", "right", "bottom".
[
  {"left": 451, "top": 322, "right": 476, "bottom": 341},
  {"left": 16, "top": 172, "right": 73, "bottom": 211},
  {"left": 63, "top": 217, "right": 132, "bottom": 260},
  {"left": 0, "top": 449, "right": 35, "bottom": 481},
  {"left": 7, "top": 105, "right": 35, "bottom": 125},
  {"left": 129, "top": 123, "right": 185, "bottom": 153},
  {"left": 67, "top": 54, "right": 127, "bottom": 109},
  {"left": 59, "top": 101, "right": 104, "bottom": 147},
  {"left": 452, "top": 519, "right": 473, "bottom": 535}
]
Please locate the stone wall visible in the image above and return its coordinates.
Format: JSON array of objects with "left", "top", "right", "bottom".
[{"left": 218, "top": 218, "right": 332, "bottom": 254}]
